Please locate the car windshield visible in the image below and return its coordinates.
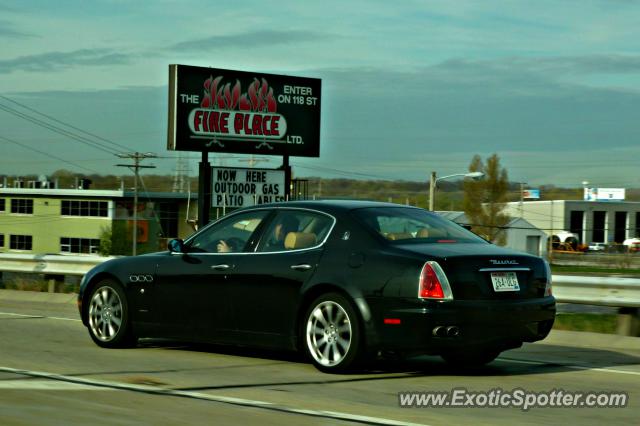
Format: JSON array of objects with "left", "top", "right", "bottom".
[{"left": 353, "top": 207, "right": 486, "bottom": 244}]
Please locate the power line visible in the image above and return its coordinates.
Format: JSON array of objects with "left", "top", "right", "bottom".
[
  {"left": 0, "top": 103, "right": 120, "bottom": 155},
  {"left": 292, "top": 163, "right": 396, "bottom": 181},
  {"left": 0, "top": 95, "right": 131, "bottom": 152},
  {"left": 0, "top": 135, "right": 100, "bottom": 174},
  {"left": 0, "top": 157, "right": 114, "bottom": 165}
]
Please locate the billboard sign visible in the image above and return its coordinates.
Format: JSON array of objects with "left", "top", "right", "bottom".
[
  {"left": 212, "top": 167, "right": 285, "bottom": 208},
  {"left": 584, "top": 188, "right": 625, "bottom": 201},
  {"left": 168, "top": 64, "right": 321, "bottom": 157},
  {"left": 522, "top": 189, "right": 540, "bottom": 199}
]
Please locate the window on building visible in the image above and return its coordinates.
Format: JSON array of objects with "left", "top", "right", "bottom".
[
  {"left": 636, "top": 212, "right": 640, "bottom": 238},
  {"left": 157, "top": 202, "right": 179, "bottom": 238},
  {"left": 0, "top": 234, "right": 4, "bottom": 247},
  {"left": 10, "top": 235, "right": 32, "bottom": 250},
  {"left": 569, "top": 211, "right": 584, "bottom": 244},
  {"left": 10, "top": 199, "right": 34, "bottom": 214},
  {"left": 60, "top": 237, "right": 101, "bottom": 254},
  {"left": 592, "top": 211, "right": 606, "bottom": 243},
  {"left": 614, "top": 211, "right": 627, "bottom": 243},
  {"left": 61, "top": 200, "right": 108, "bottom": 217},
  {"left": 0, "top": 198, "right": 5, "bottom": 211}
]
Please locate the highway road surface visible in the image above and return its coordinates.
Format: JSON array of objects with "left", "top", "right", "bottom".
[{"left": 1, "top": 290, "right": 638, "bottom": 426}]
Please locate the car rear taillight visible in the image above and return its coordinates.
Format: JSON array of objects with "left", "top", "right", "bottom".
[
  {"left": 543, "top": 260, "right": 552, "bottom": 297},
  {"left": 418, "top": 261, "right": 453, "bottom": 300}
]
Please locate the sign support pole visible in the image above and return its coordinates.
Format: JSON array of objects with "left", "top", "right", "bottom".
[
  {"left": 283, "top": 155, "right": 291, "bottom": 200},
  {"left": 198, "top": 151, "right": 211, "bottom": 227}
]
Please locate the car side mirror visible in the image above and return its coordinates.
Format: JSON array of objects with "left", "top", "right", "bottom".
[{"left": 168, "top": 238, "right": 185, "bottom": 253}]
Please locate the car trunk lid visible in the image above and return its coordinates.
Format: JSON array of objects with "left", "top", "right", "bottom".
[{"left": 395, "top": 243, "right": 547, "bottom": 300}]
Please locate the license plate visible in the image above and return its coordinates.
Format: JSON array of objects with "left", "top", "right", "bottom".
[{"left": 491, "top": 272, "right": 520, "bottom": 292}]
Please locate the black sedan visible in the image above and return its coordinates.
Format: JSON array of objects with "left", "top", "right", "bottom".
[{"left": 78, "top": 200, "right": 555, "bottom": 372}]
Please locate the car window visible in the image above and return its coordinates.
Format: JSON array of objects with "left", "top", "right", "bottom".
[
  {"left": 353, "top": 207, "right": 486, "bottom": 244},
  {"left": 187, "top": 210, "right": 270, "bottom": 253},
  {"left": 256, "top": 210, "right": 333, "bottom": 253}
]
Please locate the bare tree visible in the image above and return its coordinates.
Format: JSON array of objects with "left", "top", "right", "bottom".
[{"left": 463, "top": 154, "right": 510, "bottom": 245}]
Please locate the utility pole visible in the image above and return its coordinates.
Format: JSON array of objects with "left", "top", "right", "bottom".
[{"left": 117, "top": 152, "right": 157, "bottom": 256}]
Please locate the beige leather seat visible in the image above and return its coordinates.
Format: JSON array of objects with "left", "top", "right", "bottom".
[
  {"left": 386, "top": 232, "right": 413, "bottom": 241},
  {"left": 284, "top": 232, "right": 317, "bottom": 249},
  {"left": 416, "top": 228, "right": 430, "bottom": 238},
  {"left": 417, "top": 228, "right": 447, "bottom": 238}
]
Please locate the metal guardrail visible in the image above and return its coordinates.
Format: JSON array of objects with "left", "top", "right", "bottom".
[
  {"left": 0, "top": 253, "right": 115, "bottom": 276},
  {"left": 0, "top": 254, "right": 639, "bottom": 308},
  {"left": 552, "top": 275, "right": 640, "bottom": 308},
  {"left": 0, "top": 254, "right": 638, "bottom": 335}
]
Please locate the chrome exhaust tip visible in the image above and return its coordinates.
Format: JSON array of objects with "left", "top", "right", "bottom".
[
  {"left": 432, "top": 326, "right": 447, "bottom": 337},
  {"left": 446, "top": 326, "right": 460, "bottom": 337}
]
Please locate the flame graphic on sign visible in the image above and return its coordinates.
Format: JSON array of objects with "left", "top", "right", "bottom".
[{"left": 201, "top": 76, "right": 277, "bottom": 113}]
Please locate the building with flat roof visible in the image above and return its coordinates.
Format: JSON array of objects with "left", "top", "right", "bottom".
[
  {"left": 502, "top": 200, "right": 640, "bottom": 245},
  {"left": 0, "top": 186, "right": 197, "bottom": 255}
]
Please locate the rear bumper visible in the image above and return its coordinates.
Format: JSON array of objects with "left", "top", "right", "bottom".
[{"left": 373, "top": 296, "right": 556, "bottom": 354}]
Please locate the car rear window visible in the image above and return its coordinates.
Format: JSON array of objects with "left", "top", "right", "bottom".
[{"left": 353, "top": 207, "right": 486, "bottom": 244}]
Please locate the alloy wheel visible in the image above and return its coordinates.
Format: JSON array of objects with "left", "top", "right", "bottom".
[
  {"left": 88, "top": 286, "right": 124, "bottom": 342},
  {"left": 306, "top": 300, "right": 352, "bottom": 367}
]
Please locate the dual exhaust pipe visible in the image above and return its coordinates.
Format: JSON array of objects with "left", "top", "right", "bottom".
[{"left": 432, "top": 325, "right": 460, "bottom": 338}]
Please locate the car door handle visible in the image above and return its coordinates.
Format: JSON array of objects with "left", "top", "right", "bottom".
[
  {"left": 211, "top": 264, "right": 234, "bottom": 271},
  {"left": 290, "top": 264, "right": 313, "bottom": 271}
]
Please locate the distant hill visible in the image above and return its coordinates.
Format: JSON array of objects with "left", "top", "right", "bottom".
[{"left": 3, "top": 170, "right": 638, "bottom": 212}]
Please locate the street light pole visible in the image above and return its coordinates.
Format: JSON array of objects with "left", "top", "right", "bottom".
[
  {"left": 429, "top": 171, "right": 437, "bottom": 211},
  {"left": 429, "top": 171, "right": 484, "bottom": 212},
  {"left": 519, "top": 182, "right": 527, "bottom": 218}
]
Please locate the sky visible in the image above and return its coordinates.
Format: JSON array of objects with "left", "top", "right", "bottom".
[{"left": 1, "top": 0, "right": 639, "bottom": 188}]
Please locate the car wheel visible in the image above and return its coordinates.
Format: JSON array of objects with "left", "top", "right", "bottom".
[
  {"left": 440, "top": 348, "right": 500, "bottom": 368},
  {"left": 87, "top": 279, "right": 136, "bottom": 348},
  {"left": 303, "top": 293, "right": 361, "bottom": 373}
]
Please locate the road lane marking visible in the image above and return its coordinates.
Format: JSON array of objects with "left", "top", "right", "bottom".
[
  {"left": 498, "top": 357, "right": 640, "bottom": 376},
  {"left": 0, "top": 380, "right": 109, "bottom": 391},
  {"left": 0, "top": 311, "right": 81, "bottom": 322},
  {"left": 0, "top": 366, "right": 428, "bottom": 426}
]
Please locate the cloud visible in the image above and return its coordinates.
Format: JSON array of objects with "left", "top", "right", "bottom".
[
  {"left": 496, "top": 55, "right": 640, "bottom": 76},
  {"left": 0, "top": 48, "right": 133, "bottom": 74},
  {"left": 315, "top": 54, "right": 640, "bottom": 103},
  {"left": 3, "top": 53, "right": 639, "bottom": 184},
  {"left": 310, "top": 56, "right": 640, "bottom": 170},
  {"left": 0, "top": 19, "right": 36, "bottom": 39},
  {"left": 167, "top": 29, "right": 329, "bottom": 52}
]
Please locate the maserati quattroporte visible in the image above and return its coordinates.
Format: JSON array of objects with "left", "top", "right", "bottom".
[{"left": 78, "top": 200, "right": 555, "bottom": 372}]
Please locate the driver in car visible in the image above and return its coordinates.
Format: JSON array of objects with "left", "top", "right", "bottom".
[
  {"left": 216, "top": 238, "right": 242, "bottom": 253},
  {"left": 264, "top": 215, "right": 300, "bottom": 251},
  {"left": 216, "top": 215, "right": 300, "bottom": 253}
]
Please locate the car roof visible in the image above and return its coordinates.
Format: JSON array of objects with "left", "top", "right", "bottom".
[{"left": 252, "top": 199, "right": 423, "bottom": 213}]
